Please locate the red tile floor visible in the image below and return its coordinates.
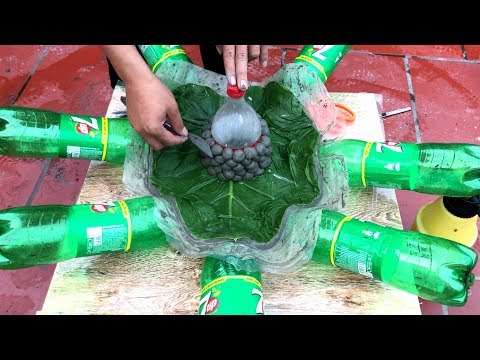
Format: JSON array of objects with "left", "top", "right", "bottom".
[{"left": 0, "top": 45, "right": 479, "bottom": 315}]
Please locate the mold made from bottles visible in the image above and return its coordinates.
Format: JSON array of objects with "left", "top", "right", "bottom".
[{"left": 148, "top": 81, "right": 332, "bottom": 244}]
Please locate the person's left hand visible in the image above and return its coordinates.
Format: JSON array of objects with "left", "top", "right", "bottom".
[{"left": 216, "top": 45, "right": 269, "bottom": 90}]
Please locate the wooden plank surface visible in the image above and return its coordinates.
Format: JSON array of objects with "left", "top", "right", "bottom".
[{"left": 38, "top": 83, "right": 421, "bottom": 315}]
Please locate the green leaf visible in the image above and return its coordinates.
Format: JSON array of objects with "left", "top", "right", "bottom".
[
  {"left": 150, "top": 82, "right": 320, "bottom": 243},
  {"left": 174, "top": 83, "right": 224, "bottom": 130}
]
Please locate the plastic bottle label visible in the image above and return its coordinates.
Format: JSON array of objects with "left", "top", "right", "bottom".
[
  {"left": 330, "top": 215, "right": 378, "bottom": 279},
  {"left": 362, "top": 141, "right": 419, "bottom": 189},
  {"left": 199, "top": 275, "right": 264, "bottom": 315},
  {"left": 294, "top": 45, "right": 350, "bottom": 82},
  {"left": 59, "top": 114, "right": 108, "bottom": 161},
  {"left": 335, "top": 245, "right": 374, "bottom": 278},
  {"left": 137, "top": 45, "right": 191, "bottom": 74},
  {"left": 71, "top": 201, "right": 132, "bottom": 257}
]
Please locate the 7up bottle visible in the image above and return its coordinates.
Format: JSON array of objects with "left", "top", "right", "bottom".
[
  {"left": 313, "top": 209, "right": 477, "bottom": 306},
  {"left": 271, "top": 45, "right": 350, "bottom": 132},
  {"left": 294, "top": 45, "right": 350, "bottom": 83},
  {"left": 0, "top": 196, "right": 166, "bottom": 270},
  {"left": 273, "top": 45, "right": 350, "bottom": 93},
  {"left": 199, "top": 256, "right": 264, "bottom": 315},
  {"left": 137, "top": 45, "right": 197, "bottom": 91},
  {"left": 137, "top": 45, "right": 192, "bottom": 74},
  {"left": 319, "top": 139, "right": 480, "bottom": 197},
  {"left": 0, "top": 106, "right": 131, "bottom": 164}
]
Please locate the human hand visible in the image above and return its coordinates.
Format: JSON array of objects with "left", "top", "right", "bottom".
[
  {"left": 125, "top": 74, "right": 188, "bottom": 150},
  {"left": 216, "top": 45, "right": 269, "bottom": 90}
]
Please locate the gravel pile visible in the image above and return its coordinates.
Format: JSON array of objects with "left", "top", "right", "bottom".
[{"left": 200, "top": 118, "right": 272, "bottom": 181}]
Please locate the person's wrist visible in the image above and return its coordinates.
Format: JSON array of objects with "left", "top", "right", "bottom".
[{"left": 123, "top": 67, "right": 157, "bottom": 87}]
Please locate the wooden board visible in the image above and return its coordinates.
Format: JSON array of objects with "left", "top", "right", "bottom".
[{"left": 38, "top": 84, "right": 421, "bottom": 315}]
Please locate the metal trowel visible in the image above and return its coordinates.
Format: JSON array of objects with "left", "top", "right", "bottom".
[{"left": 163, "top": 122, "right": 213, "bottom": 158}]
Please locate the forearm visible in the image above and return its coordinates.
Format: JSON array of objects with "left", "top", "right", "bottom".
[{"left": 101, "top": 45, "right": 155, "bottom": 85}]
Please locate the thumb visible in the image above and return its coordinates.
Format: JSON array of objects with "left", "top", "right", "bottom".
[{"left": 166, "top": 104, "right": 188, "bottom": 137}]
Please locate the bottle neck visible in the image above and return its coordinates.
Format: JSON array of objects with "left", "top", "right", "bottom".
[{"left": 227, "top": 96, "right": 244, "bottom": 102}]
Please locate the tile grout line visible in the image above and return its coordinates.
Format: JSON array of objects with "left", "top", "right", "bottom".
[
  {"left": 16, "top": 45, "right": 53, "bottom": 207},
  {"left": 350, "top": 50, "right": 478, "bottom": 63},
  {"left": 442, "top": 305, "right": 449, "bottom": 315},
  {"left": 461, "top": 45, "right": 468, "bottom": 60},
  {"left": 408, "top": 55, "right": 477, "bottom": 63},
  {"left": 403, "top": 56, "right": 422, "bottom": 143},
  {"left": 281, "top": 49, "right": 286, "bottom": 67},
  {"left": 349, "top": 50, "right": 404, "bottom": 58},
  {"left": 12, "top": 45, "right": 50, "bottom": 105},
  {"left": 26, "top": 158, "right": 52, "bottom": 206}
]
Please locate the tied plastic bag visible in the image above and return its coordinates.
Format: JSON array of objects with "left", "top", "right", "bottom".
[{"left": 123, "top": 60, "right": 348, "bottom": 273}]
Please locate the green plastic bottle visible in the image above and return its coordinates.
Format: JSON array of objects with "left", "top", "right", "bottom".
[
  {"left": 0, "top": 106, "right": 131, "bottom": 163},
  {"left": 312, "top": 209, "right": 478, "bottom": 306},
  {"left": 137, "top": 45, "right": 199, "bottom": 91},
  {"left": 293, "top": 45, "right": 351, "bottom": 83},
  {"left": 267, "top": 45, "right": 350, "bottom": 104},
  {"left": 320, "top": 139, "right": 480, "bottom": 197},
  {"left": 137, "top": 45, "right": 192, "bottom": 74},
  {"left": 199, "top": 256, "right": 264, "bottom": 315},
  {"left": 0, "top": 197, "right": 165, "bottom": 270}
]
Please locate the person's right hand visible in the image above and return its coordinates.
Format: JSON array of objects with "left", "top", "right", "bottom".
[
  {"left": 216, "top": 45, "right": 269, "bottom": 90},
  {"left": 125, "top": 74, "right": 188, "bottom": 150}
]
